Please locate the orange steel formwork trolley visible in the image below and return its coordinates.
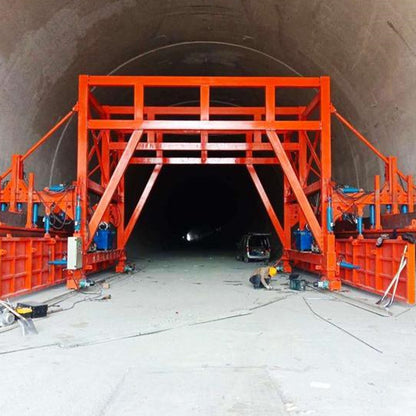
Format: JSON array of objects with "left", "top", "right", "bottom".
[{"left": 0, "top": 75, "right": 415, "bottom": 303}]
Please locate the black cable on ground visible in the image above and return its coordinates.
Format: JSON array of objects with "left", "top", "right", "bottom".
[
  {"left": 0, "top": 293, "right": 291, "bottom": 356},
  {"left": 303, "top": 297, "right": 383, "bottom": 354}
]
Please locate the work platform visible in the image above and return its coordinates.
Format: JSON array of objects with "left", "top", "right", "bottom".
[{"left": 0, "top": 76, "right": 415, "bottom": 302}]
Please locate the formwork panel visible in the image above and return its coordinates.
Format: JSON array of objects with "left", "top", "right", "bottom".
[
  {"left": 336, "top": 238, "right": 415, "bottom": 304},
  {"left": 0, "top": 237, "right": 68, "bottom": 298}
]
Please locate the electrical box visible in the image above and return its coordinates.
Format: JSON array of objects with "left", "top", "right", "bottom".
[
  {"left": 67, "top": 236, "right": 82, "bottom": 270},
  {"left": 93, "top": 229, "right": 115, "bottom": 250},
  {"left": 294, "top": 229, "right": 313, "bottom": 251}
]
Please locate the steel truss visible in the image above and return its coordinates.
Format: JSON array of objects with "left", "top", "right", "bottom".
[{"left": 0, "top": 75, "right": 415, "bottom": 303}]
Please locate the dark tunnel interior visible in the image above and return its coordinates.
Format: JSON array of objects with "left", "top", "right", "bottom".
[{"left": 125, "top": 164, "right": 283, "bottom": 256}]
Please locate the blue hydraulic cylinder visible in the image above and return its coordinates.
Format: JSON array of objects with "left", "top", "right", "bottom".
[
  {"left": 357, "top": 216, "right": 363, "bottom": 235},
  {"left": 369, "top": 205, "right": 375, "bottom": 228},
  {"left": 340, "top": 186, "right": 361, "bottom": 194},
  {"left": 74, "top": 196, "right": 81, "bottom": 232},
  {"left": 44, "top": 215, "right": 50, "bottom": 234},
  {"left": 0, "top": 203, "right": 7, "bottom": 212},
  {"left": 339, "top": 260, "right": 360, "bottom": 270},
  {"left": 17, "top": 203, "right": 23, "bottom": 211},
  {"left": 401, "top": 205, "right": 408, "bottom": 214},
  {"left": 32, "top": 203, "right": 39, "bottom": 226},
  {"left": 48, "top": 259, "right": 67, "bottom": 266},
  {"left": 386, "top": 204, "right": 392, "bottom": 214},
  {"left": 326, "top": 198, "right": 333, "bottom": 232}
]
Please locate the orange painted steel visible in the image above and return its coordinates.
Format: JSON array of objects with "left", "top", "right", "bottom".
[{"left": 0, "top": 75, "right": 415, "bottom": 303}]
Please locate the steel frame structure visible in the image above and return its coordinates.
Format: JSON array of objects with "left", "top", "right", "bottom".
[{"left": 0, "top": 75, "right": 415, "bottom": 303}]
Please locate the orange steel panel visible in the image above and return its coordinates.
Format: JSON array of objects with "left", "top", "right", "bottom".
[
  {"left": 336, "top": 239, "right": 415, "bottom": 304},
  {"left": 0, "top": 237, "right": 67, "bottom": 299}
]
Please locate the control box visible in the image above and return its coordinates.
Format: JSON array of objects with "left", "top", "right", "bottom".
[{"left": 67, "top": 236, "right": 82, "bottom": 270}]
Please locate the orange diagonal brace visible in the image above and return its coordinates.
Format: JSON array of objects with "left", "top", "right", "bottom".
[
  {"left": 247, "top": 165, "right": 286, "bottom": 247},
  {"left": 88, "top": 130, "right": 143, "bottom": 246},
  {"left": 266, "top": 130, "right": 323, "bottom": 250},
  {"left": 122, "top": 164, "right": 162, "bottom": 247}
]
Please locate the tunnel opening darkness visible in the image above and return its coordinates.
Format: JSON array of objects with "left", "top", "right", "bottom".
[{"left": 125, "top": 164, "right": 283, "bottom": 256}]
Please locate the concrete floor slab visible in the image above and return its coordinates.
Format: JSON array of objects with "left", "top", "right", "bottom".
[{"left": 0, "top": 252, "right": 415, "bottom": 415}]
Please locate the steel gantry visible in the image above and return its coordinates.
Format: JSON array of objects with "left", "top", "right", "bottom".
[{"left": 0, "top": 75, "right": 415, "bottom": 303}]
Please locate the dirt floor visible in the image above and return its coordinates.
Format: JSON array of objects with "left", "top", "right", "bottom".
[{"left": 0, "top": 250, "right": 415, "bottom": 415}]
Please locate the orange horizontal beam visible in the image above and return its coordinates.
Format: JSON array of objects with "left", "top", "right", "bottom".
[
  {"left": 88, "top": 120, "right": 321, "bottom": 131},
  {"left": 102, "top": 106, "right": 306, "bottom": 116},
  {"left": 86, "top": 75, "right": 321, "bottom": 88},
  {"left": 109, "top": 142, "right": 299, "bottom": 151},
  {"left": 129, "top": 157, "right": 279, "bottom": 165}
]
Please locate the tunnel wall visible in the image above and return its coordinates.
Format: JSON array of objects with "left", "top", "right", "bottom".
[{"left": 0, "top": 0, "right": 415, "bottom": 190}]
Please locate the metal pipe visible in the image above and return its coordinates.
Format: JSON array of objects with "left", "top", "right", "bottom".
[
  {"left": 370, "top": 205, "right": 375, "bottom": 228},
  {"left": 44, "top": 215, "right": 50, "bottom": 234},
  {"left": 357, "top": 216, "right": 363, "bottom": 235},
  {"left": 326, "top": 197, "right": 333, "bottom": 232},
  {"left": 339, "top": 260, "right": 360, "bottom": 270},
  {"left": 74, "top": 196, "right": 82, "bottom": 232},
  {"left": 32, "top": 203, "right": 39, "bottom": 226},
  {"left": 48, "top": 259, "right": 67, "bottom": 266}
]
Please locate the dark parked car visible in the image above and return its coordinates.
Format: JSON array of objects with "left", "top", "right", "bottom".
[{"left": 236, "top": 233, "right": 271, "bottom": 262}]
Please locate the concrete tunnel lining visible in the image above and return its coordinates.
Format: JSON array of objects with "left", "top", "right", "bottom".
[{"left": 0, "top": 0, "right": 416, "bottom": 250}]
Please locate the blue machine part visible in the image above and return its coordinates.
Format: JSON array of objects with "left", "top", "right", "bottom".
[
  {"left": 401, "top": 205, "right": 409, "bottom": 214},
  {"left": 0, "top": 203, "right": 7, "bottom": 212},
  {"left": 339, "top": 260, "right": 360, "bottom": 270},
  {"left": 357, "top": 216, "right": 363, "bottom": 234},
  {"left": 294, "top": 229, "right": 313, "bottom": 251},
  {"left": 386, "top": 204, "right": 392, "bottom": 214},
  {"left": 48, "top": 184, "right": 66, "bottom": 192},
  {"left": 94, "top": 228, "right": 115, "bottom": 250},
  {"left": 339, "top": 186, "right": 361, "bottom": 194},
  {"left": 369, "top": 204, "right": 375, "bottom": 227},
  {"left": 326, "top": 197, "right": 333, "bottom": 232},
  {"left": 74, "top": 196, "right": 82, "bottom": 232},
  {"left": 48, "top": 258, "right": 67, "bottom": 266},
  {"left": 32, "top": 203, "right": 39, "bottom": 226},
  {"left": 44, "top": 215, "right": 50, "bottom": 234}
]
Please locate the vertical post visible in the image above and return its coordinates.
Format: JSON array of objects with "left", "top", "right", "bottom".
[
  {"left": 265, "top": 85, "right": 275, "bottom": 123},
  {"left": 374, "top": 175, "right": 381, "bottom": 229},
  {"left": 408, "top": 175, "right": 414, "bottom": 213},
  {"left": 116, "top": 133, "right": 126, "bottom": 272},
  {"left": 388, "top": 156, "right": 399, "bottom": 214},
  {"left": 320, "top": 76, "right": 336, "bottom": 281},
  {"left": 200, "top": 85, "right": 209, "bottom": 164},
  {"left": 26, "top": 173, "right": 34, "bottom": 228},
  {"left": 74, "top": 75, "right": 89, "bottom": 284}
]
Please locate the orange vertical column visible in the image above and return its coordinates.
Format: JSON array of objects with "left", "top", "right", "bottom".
[
  {"left": 72, "top": 75, "right": 90, "bottom": 285},
  {"left": 320, "top": 76, "right": 337, "bottom": 284}
]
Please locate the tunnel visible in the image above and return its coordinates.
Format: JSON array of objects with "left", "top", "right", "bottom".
[{"left": 0, "top": 0, "right": 415, "bottom": 257}]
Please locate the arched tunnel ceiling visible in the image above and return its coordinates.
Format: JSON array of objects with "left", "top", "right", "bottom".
[{"left": 0, "top": 0, "right": 415, "bottom": 190}]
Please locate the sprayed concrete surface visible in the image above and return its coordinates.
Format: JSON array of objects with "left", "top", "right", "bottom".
[{"left": 0, "top": 251, "right": 416, "bottom": 415}]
